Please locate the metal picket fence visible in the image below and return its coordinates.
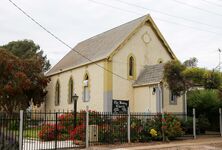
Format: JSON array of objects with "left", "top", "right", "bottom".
[
  {"left": 0, "top": 107, "right": 222, "bottom": 150},
  {"left": 22, "top": 111, "right": 86, "bottom": 150},
  {"left": 0, "top": 112, "right": 19, "bottom": 150}
]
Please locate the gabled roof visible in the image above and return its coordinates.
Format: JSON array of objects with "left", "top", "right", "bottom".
[
  {"left": 47, "top": 14, "right": 176, "bottom": 76},
  {"left": 133, "top": 63, "right": 165, "bottom": 87}
]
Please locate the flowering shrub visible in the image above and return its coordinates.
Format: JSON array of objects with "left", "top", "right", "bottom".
[
  {"left": 38, "top": 124, "right": 56, "bottom": 141},
  {"left": 98, "top": 122, "right": 127, "bottom": 143},
  {"left": 130, "top": 117, "right": 144, "bottom": 142},
  {"left": 58, "top": 113, "right": 76, "bottom": 132},
  {"left": 38, "top": 111, "right": 184, "bottom": 143},
  {"left": 38, "top": 124, "right": 68, "bottom": 141},
  {"left": 160, "top": 113, "right": 184, "bottom": 140},
  {"left": 38, "top": 112, "right": 88, "bottom": 141},
  {"left": 79, "top": 110, "right": 103, "bottom": 125},
  {"left": 150, "top": 129, "right": 157, "bottom": 137},
  {"left": 69, "top": 124, "right": 86, "bottom": 142}
]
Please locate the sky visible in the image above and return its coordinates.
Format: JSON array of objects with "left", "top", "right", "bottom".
[{"left": 1, "top": 0, "right": 222, "bottom": 70}]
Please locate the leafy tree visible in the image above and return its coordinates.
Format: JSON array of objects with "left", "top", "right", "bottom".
[
  {"left": 187, "top": 89, "right": 222, "bottom": 130},
  {"left": 183, "top": 67, "right": 205, "bottom": 86},
  {"left": 164, "top": 60, "right": 222, "bottom": 96},
  {"left": 0, "top": 48, "right": 50, "bottom": 113},
  {"left": 203, "top": 70, "right": 222, "bottom": 89},
  {"left": 183, "top": 57, "right": 198, "bottom": 68},
  {"left": 163, "top": 60, "right": 186, "bottom": 96},
  {"left": 1, "top": 40, "right": 50, "bottom": 72}
]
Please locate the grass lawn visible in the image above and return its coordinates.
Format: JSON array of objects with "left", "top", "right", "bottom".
[
  {"left": 9, "top": 127, "right": 41, "bottom": 139},
  {"left": 23, "top": 128, "right": 41, "bottom": 139}
]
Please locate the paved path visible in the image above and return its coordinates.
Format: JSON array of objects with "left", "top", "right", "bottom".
[
  {"left": 89, "top": 136, "right": 222, "bottom": 150},
  {"left": 23, "top": 139, "right": 79, "bottom": 150}
]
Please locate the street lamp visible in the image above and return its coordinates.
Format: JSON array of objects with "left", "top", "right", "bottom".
[{"left": 72, "top": 93, "right": 79, "bottom": 128}]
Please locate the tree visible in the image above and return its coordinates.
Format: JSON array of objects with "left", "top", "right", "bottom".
[
  {"left": 1, "top": 40, "right": 50, "bottom": 72},
  {"left": 183, "top": 57, "right": 198, "bottom": 68},
  {"left": 0, "top": 48, "right": 50, "bottom": 113},
  {"left": 187, "top": 89, "right": 221, "bottom": 131},
  {"left": 164, "top": 60, "right": 222, "bottom": 96},
  {"left": 163, "top": 60, "right": 186, "bottom": 96}
]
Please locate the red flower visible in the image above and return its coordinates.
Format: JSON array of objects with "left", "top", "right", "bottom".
[
  {"left": 69, "top": 124, "right": 86, "bottom": 141},
  {"left": 4, "top": 83, "right": 14, "bottom": 94},
  {"left": 161, "top": 125, "right": 167, "bottom": 129},
  {"left": 161, "top": 118, "right": 166, "bottom": 122}
]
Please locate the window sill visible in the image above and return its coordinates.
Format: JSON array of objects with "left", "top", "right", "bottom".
[{"left": 169, "top": 102, "right": 177, "bottom": 105}]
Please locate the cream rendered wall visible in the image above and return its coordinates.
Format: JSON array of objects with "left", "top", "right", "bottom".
[
  {"left": 162, "top": 86, "right": 184, "bottom": 112},
  {"left": 46, "top": 61, "right": 104, "bottom": 112},
  {"left": 134, "top": 86, "right": 157, "bottom": 112},
  {"left": 112, "top": 22, "right": 172, "bottom": 111}
]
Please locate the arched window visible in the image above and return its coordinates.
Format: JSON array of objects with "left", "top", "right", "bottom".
[
  {"left": 128, "top": 54, "right": 136, "bottom": 79},
  {"left": 55, "top": 80, "right": 60, "bottom": 106},
  {"left": 83, "top": 73, "right": 90, "bottom": 102},
  {"left": 68, "top": 77, "right": 74, "bottom": 104},
  {"left": 129, "top": 56, "right": 134, "bottom": 76}
]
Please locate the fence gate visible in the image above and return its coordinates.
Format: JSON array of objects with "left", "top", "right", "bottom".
[{"left": 22, "top": 111, "right": 86, "bottom": 150}]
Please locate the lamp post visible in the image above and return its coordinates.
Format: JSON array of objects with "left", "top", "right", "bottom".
[{"left": 72, "top": 93, "right": 79, "bottom": 128}]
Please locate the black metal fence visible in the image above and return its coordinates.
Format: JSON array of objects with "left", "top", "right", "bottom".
[
  {"left": 88, "top": 112, "right": 128, "bottom": 146},
  {"left": 0, "top": 113, "right": 19, "bottom": 150},
  {"left": 0, "top": 110, "right": 221, "bottom": 150},
  {"left": 88, "top": 112, "right": 194, "bottom": 146},
  {"left": 22, "top": 111, "right": 86, "bottom": 150}
]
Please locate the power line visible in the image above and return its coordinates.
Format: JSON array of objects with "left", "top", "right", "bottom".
[
  {"left": 171, "top": 0, "right": 222, "bottom": 17},
  {"left": 114, "top": 0, "right": 222, "bottom": 30},
  {"left": 89, "top": 0, "right": 142, "bottom": 15},
  {"left": 8, "top": 0, "right": 131, "bottom": 82},
  {"left": 201, "top": 0, "right": 222, "bottom": 7},
  {"left": 89, "top": 0, "right": 222, "bottom": 36}
]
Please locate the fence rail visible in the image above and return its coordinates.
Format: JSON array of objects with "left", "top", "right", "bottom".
[{"left": 0, "top": 108, "right": 221, "bottom": 149}]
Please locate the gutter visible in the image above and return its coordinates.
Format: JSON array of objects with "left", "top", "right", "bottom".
[
  {"left": 133, "top": 80, "right": 162, "bottom": 88},
  {"left": 46, "top": 58, "right": 106, "bottom": 77},
  {"left": 158, "top": 83, "right": 163, "bottom": 113}
]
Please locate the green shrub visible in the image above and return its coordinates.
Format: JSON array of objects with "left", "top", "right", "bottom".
[
  {"left": 162, "top": 113, "right": 184, "bottom": 140},
  {"left": 130, "top": 117, "right": 143, "bottom": 142},
  {"left": 98, "top": 116, "right": 127, "bottom": 143},
  {"left": 188, "top": 89, "right": 221, "bottom": 132},
  {"left": 8, "top": 120, "right": 19, "bottom": 130},
  {"left": 180, "top": 117, "right": 193, "bottom": 134},
  {"left": 197, "top": 114, "right": 210, "bottom": 134}
]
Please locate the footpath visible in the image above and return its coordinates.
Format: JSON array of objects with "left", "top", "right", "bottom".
[{"left": 87, "top": 136, "right": 222, "bottom": 150}]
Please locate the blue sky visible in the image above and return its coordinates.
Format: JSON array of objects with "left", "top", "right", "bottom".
[{"left": 1, "top": 0, "right": 222, "bottom": 69}]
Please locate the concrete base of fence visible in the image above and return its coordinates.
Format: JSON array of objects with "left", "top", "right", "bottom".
[{"left": 23, "top": 139, "right": 80, "bottom": 150}]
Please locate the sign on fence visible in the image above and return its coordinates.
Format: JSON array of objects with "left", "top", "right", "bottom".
[{"left": 112, "top": 99, "right": 129, "bottom": 114}]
